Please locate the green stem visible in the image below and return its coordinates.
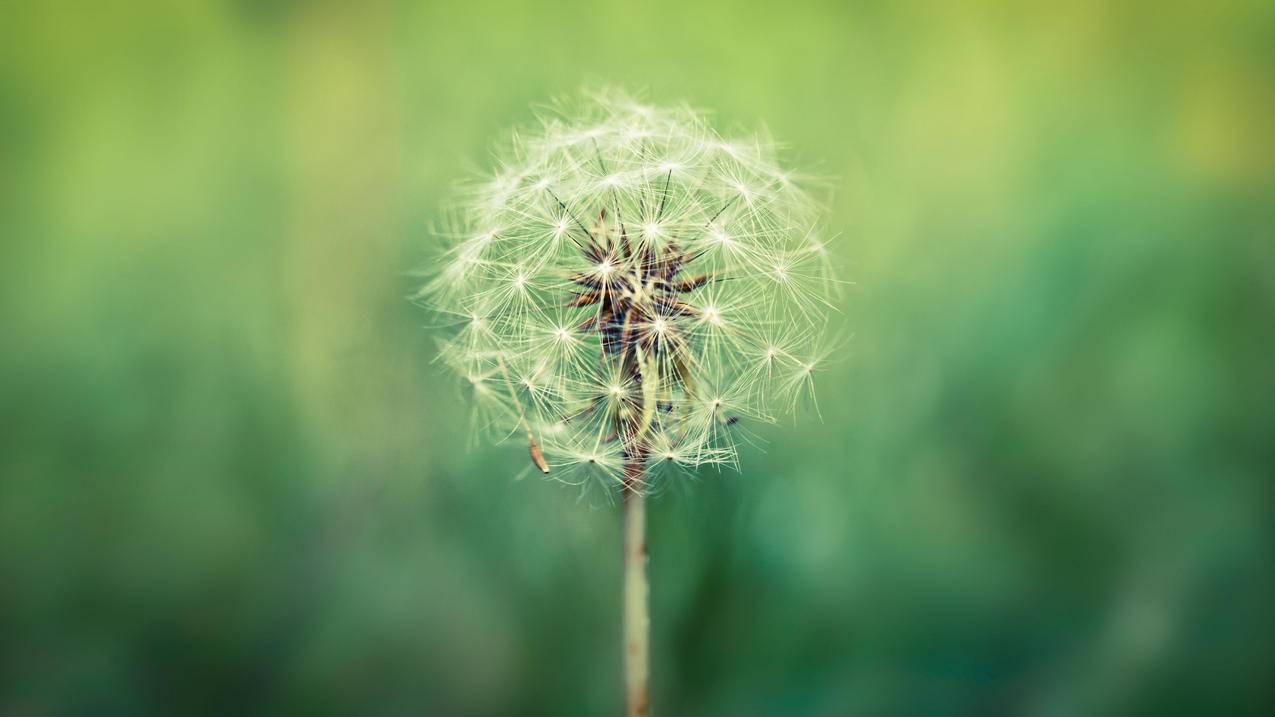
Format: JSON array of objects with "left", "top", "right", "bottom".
[{"left": 623, "top": 482, "right": 650, "bottom": 717}]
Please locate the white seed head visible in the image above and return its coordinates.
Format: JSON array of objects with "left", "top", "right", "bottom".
[{"left": 418, "top": 89, "right": 837, "bottom": 496}]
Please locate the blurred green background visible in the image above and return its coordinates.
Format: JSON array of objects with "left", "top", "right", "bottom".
[{"left": 3, "top": 1, "right": 1273, "bottom": 714}]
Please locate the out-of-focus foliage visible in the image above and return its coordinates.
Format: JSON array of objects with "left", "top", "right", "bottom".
[{"left": 2, "top": 1, "right": 1272, "bottom": 714}]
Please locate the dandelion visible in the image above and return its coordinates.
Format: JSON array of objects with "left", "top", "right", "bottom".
[{"left": 416, "top": 89, "right": 837, "bottom": 717}]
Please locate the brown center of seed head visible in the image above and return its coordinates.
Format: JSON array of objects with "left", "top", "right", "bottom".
[{"left": 566, "top": 208, "right": 712, "bottom": 489}]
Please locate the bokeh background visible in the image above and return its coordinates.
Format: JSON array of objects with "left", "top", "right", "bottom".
[{"left": 3, "top": 1, "right": 1274, "bottom": 714}]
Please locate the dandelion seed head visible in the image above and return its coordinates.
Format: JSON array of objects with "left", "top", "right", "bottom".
[{"left": 418, "top": 89, "right": 838, "bottom": 496}]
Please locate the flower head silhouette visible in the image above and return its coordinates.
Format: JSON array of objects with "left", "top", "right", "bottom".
[{"left": 420, "top": 90, "right": 836, "bottom": 497}]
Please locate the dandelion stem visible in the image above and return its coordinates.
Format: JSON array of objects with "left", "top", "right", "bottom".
[{"left": 623, "top": 477, "right": 650, "bottom": 717}]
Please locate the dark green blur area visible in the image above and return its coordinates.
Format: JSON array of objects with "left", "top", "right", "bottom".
[{"left": 3, "top": 1, "right": 1273, "bottom": 714}]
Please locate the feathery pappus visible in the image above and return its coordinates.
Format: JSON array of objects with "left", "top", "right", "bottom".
[{"left": 416, "top": 89, "right": 838, "bottom": 497}]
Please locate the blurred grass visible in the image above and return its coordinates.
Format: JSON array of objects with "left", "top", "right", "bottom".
[{"left": 2, "top": 1, "right": 1274, "bottom": 714}]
